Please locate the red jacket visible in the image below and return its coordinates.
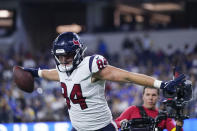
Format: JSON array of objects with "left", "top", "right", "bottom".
[{"left": 115, "top": 105, "right": 180, "bottom": 131}]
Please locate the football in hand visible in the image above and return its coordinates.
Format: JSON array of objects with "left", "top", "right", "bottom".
[{"left": 13, "top": 66, "right": 34, "bottom": 93}]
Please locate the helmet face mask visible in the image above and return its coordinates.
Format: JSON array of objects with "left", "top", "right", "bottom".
[
  {"left": 55, "top": 53, "right": 75, "bottom": 72},
  {"left": 52, "top": 32, "right": 86, "bottom": 73}
]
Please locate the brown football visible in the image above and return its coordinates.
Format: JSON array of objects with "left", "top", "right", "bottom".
[{"left": 13, "top": 66, "right": 34, "bottom": 93}]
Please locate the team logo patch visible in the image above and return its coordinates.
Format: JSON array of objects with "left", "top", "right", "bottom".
[{"left": 73, "top": 39, "right": 80, "bottom": 46}]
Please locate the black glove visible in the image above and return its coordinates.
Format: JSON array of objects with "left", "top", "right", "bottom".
[
  {"left": 23, "top": 67, "right": 39, "bottom": 78},
  {"left": 160, "top": 74, "right": 185, "bottom": 93}
]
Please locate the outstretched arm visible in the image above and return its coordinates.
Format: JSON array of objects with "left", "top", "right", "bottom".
[
  {"left": 93, "top": 65, "right": 157, "bottom": 88},
  {"left": 23, "top": 68, "right": 59, "bottom": 81},
  {"left": 40, "top": 69, "right": 59, "bottom": 81},
  {"left": 93, "top": 65, "right": 185, "bottom": 90}
]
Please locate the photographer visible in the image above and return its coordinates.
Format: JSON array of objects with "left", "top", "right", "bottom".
[{"left": 115, "top": 86, "right": 183, "bottom": 131}]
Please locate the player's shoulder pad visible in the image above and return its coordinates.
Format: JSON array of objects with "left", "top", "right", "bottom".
[{"left": 89, "top": 54, "right": 108, "bottom": 73}]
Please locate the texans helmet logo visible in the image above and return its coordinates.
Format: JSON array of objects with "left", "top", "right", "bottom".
[{"left": 73, "top": 39, "right": 80, "bottom": 46}]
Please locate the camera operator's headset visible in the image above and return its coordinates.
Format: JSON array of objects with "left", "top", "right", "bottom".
[{"left": 121, "top": 106, "right": 167, "bottom": 131}]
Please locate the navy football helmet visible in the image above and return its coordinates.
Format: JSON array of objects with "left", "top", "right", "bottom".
[{"left": 51, "top": 32, "right": 86, "bottom": 73}]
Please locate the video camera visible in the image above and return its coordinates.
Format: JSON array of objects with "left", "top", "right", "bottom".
[
  {"left": 121, "top": 118, "right": 155, "bottom": 131},
  {"left": 161, "top": 66, "right": 193, "bottom": 131},
  {"left": 121, "top": 113, "right": 167, "bottom": 131},
  {"left": 163, "top": 80, "right": 192, "bottom": 102},
  {"left": 162, "top": 80, "right": 192, "bottom": 128},
  {"left": 162, "top": 72, "right": 193, "bottom": 116}
]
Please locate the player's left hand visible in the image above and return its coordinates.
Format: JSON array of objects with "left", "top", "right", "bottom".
[{"left": 160, "top": 74, "right": 185, "bottom": 93}]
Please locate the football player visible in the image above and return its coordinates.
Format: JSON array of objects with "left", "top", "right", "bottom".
[{"left": 23, "top": 32, "right": 186, "bottom": 131}]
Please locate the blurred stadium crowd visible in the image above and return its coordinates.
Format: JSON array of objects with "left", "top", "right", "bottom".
[{"left": 0, "top": 34, "right": 197, "bottom": 124}]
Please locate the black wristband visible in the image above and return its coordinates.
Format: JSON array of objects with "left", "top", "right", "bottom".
[{"left": 23, "top": 68, "right": 39, "bottom": 78}]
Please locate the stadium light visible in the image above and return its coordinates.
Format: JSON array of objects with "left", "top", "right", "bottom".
[
  {"left": 135, "top": 15, "right": 144, "bottom": 23},
  {"left": 118, "top": 4, "right": 143, "bottom": 15},
  {"left": 150, "top": 13, "right": 171, "bottom": 24},
  {"left": 142, "top": 3, "right": 183, "bottom": 12},
  {"left": 0, "top": 9, "right": 14, "bottom": 28},
  {"left": 0, "top": 10, "right": 13, "bottom": 18},
  {"left": 0, "top": 19, "right": 13, "bottom": 27},
  {"left": 56, "top": 24, "right": 82, "bottom": 34}
]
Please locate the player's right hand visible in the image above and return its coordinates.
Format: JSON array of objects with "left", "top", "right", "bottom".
[
  {"left": 23, "top": 67, "right": 39, "bottom": 78},
  {"left": 160, "top": 74, "right": 185, "bottom": 93}
]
